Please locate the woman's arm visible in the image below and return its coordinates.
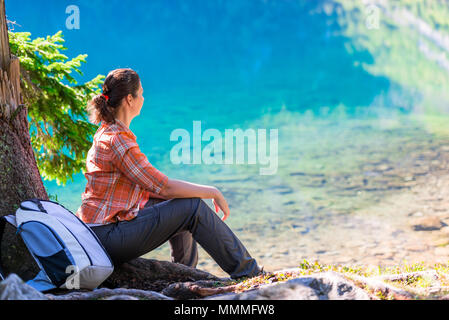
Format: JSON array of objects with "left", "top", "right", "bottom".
[
  {"left": 108, "top": 134, "right": 230, "bottom": 219},
  {"left": 159, "top": 178, "right": 231, "bottom": 221},
  {"left": 159, "top": 178, "right": 217, "bottom": 199}
]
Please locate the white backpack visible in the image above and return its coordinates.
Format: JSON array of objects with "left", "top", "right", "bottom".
[{"left": 0, "top": 198, "right": 114, "bottom": 292}]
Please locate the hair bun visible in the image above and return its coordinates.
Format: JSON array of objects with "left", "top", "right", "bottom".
[{"left": 87, "top": 68, "right": 140, "bottom": 125}]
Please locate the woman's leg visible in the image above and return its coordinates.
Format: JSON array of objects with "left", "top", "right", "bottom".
[
  {"left": 168, "top": 231, "right": 198, "bottom": 268},
  {"left": 92, "top": 197, "right": 261, "bottom": 278},
  {"left": 143, "top": 198, "right": 198, "bottom": 268}
]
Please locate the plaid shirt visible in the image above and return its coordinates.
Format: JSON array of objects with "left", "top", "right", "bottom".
[{"left": 76, "top": 118, "right": 168, "bottom": 224}]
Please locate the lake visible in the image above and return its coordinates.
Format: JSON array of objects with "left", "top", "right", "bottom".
[{"left": 7, "top": 0, "right": 449, "bottom": 276}]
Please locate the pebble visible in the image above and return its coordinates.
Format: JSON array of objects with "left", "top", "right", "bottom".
[
  {"left": 404, "top": 244, "right": 427, "bottom": 252},
  {"left": 434, "top": 246, "right": 449, "bottom": 256},
  {"left": 391, "top": 229, "right": 404, "bottom": 237},
  {"left": 408, "top": 211, "right": 424, "bottom": 217},
  {"left": 103, "top": 295, "right": 139, "bottom": 300},
  {"left": 411, "top": 216, "right": 445, "bottom": 231},
  {"left": 440, "top": 226, "right": 449, "bottom": 235}
]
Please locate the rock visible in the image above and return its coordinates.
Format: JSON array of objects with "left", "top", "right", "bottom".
[
  {"left": 434, "top": 246, "right": 449, "bottom": 256},
  {"left": 408, "top": 211, "right": 424, "bottom": 217},
  {"left": 411, "top": 216, "right": 446, "bottom": 231},
  {"left": 440, "top": 226, "right": 449, "bottom": 235},
  {"left": 206, "top": 272, "right": 370, "bottom": 300},
  {"left": 208, "top": 282, "right": 320, "bottom": 300},
  {"left": 376, "top": 164, "right": 392, "bottom": 172},
  {"left": 102, "top": 295, "right": 139, "bottom": 300},
  {"left": 0, "top": 274, "right": 48, "bottom": 300},
  {"left": 46, "top": 287, "right": 173, "bottom": 300},
  {"left": 403, "top": 244, "right": 427, "bottom": 252}
]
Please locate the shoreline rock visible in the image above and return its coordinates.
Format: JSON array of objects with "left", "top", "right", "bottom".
[
  {"left": 205, "top": 272, "right": 370, "bottom": 300},
  {"left": 410, "top": 216, "right": 447, "bottom": 231}
]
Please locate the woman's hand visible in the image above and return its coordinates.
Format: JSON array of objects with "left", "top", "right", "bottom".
[{"left": 212, "top": 188, "right": 230, "bottom": 221}]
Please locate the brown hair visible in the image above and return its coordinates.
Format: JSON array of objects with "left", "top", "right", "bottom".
[{"left": 87, "top": 68, "right": 141, "bottom": 125}]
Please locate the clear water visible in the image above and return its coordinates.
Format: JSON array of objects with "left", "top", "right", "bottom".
[{"left": 8, "top": 0, "right": 449, "bottom": 275}]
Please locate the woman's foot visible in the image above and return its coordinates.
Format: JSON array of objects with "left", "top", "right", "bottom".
[{"left": 232, "top": 265, "right": 269, "bottom": 281}]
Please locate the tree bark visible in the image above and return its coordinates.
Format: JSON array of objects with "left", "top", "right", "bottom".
[{"left": 0, "top": 0, "right": 48, "bottom": 280}]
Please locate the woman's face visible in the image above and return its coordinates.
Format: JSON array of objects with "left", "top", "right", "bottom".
[
  {"left": 127, "top": 81, "right": 144, "bottom": 116},
  {"left": 134, "top": 82, "right": 144, "bottom": 115}
]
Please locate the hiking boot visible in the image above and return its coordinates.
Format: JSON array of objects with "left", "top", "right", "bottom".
[{"left": 232, "top": 265, "right": 270, "bottom": 281}]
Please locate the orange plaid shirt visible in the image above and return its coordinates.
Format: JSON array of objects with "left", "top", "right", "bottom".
[{"left": 76, "top": 118, "right": 168, "bottom": 224}]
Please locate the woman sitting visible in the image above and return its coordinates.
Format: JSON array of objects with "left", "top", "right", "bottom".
[{"left": 76, "top": 68, "right": 262, "bottom": 279}]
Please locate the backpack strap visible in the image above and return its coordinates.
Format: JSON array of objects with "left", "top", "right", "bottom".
[
  {"left": 28, "top": 198, "right": 48, "bottom": 213},
  {"left": 0, "top": 214, "right": 19, "bottom": 281}
]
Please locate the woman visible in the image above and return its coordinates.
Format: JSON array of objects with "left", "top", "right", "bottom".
[{"left": 76, "top": 68, "right": 262, "bottom": 279}]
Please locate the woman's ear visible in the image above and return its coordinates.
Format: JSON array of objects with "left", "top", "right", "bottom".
[{"left": 126, "top": 93, "right": 133, "bottom": 106}]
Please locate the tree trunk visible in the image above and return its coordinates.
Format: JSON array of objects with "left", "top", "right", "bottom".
[{"left": 0, "top": 0, "right": 48, "bottom": 280}]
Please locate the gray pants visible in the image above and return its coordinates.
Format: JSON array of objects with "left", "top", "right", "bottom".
[{"left": 91, "top": 197, "right": 261, "bottom": 279}]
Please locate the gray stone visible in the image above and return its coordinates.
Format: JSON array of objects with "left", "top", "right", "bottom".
[
  {"left": 299, "top": 272, "right": 370, "bottom": 300},
  {"left": 206, "top": 271, "right": 370, "bottom": 300},
  {"left": 0, "top": 274, "right": 48, "bottom": 300},
  {"left": 208, "top": 282, "right": 320, "bottom": 300},
  {"left": 102, "top": 295, "right": 139, "bottom": 300}
]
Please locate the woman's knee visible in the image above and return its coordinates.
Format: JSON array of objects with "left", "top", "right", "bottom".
[
  {"left": 192, "top": 198, "right": 208, "bottom": 214},
  {"left": 170, "top": 197, "right": 202, "bottom": 214}
]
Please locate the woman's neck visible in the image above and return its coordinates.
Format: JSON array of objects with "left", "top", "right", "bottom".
[{"left": 115, "top": 108, "right": 133, "bottom": 128}]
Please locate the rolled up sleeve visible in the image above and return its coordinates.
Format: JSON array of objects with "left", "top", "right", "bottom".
[{"left": 110, "top": 134, "right": 168, "bottom": 194}]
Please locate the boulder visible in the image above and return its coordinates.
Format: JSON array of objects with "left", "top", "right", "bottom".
[
  {"left": 0, "top": 274, "right": 48, "bottom": 300},
  {"left": 102, "top": 295, "right": 139, "bottom": 300},
  {"left": 206, "top": 271, "right": 370, "bottom": 300}
]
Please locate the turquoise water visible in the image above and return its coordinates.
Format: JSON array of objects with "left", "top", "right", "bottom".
[{"left": 8, "top": 1, "right": 449, "bottom": 275}]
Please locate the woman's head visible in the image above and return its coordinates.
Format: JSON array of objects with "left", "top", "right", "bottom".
[{"left": 87, "top": 68, "right": 143, "bottom": 125}]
